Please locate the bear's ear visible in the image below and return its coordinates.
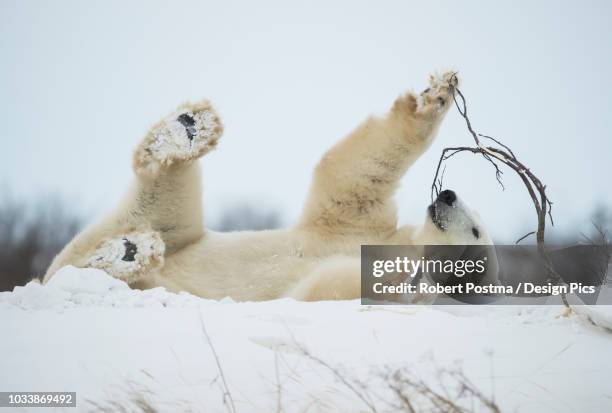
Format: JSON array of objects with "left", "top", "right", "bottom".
[
  {"left": 423, "top": 244, "right": 501, "bottom": 304},
  {"left": 454, "top": 244, "right": 501, "bottom": 304},
  {"left": 423, "top": 244, "right": 467, "bottom": 286},
  {"left": 460, "top": 244, "right": 500, "bottom": 286}
]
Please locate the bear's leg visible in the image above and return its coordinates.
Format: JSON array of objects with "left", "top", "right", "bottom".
[
  {"left": 285, "top": 257, "right": 361, "bottom": 301},
  {"left": 43, "top": 101, "right": 223, "bottom": 282},
  {"left": 87, "top": 230, "right": 165, "bottom": 284},
  {"left": 127, "top": 100, "right": 223, "bottom": 253},
  {"left": 299, "top": 71, "right": 458, "bottom": 235}
]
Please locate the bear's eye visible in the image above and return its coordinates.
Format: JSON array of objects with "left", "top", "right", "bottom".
[{"left": 472, "top": 227, "right": 480, "bottom": 239}]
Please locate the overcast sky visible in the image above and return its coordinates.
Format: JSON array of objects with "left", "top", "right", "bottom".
[{"left": 1, "top": 0, "right": 611, "bottom": 241}]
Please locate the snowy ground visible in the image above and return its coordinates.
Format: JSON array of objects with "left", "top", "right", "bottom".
[{"left": 1, "top": 266, "right": 612, "bottom": 413}]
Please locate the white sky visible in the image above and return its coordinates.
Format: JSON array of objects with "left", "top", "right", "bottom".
[{"left": 1, "top": 0, "right": 611, "bottom": 241}]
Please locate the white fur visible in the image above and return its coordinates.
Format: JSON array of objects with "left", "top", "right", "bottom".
[{"left": 44, "top": 71, "right": 491, "bottom": 301}]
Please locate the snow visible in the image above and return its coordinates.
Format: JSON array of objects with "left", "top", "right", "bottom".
[{"left": 1, "top": 266, "right": 612, "bottom": 412}]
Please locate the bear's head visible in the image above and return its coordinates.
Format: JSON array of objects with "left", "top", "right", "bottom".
[
  {"left": 415, "top": 189, "right": 493, "bottom": 246},
  {"left": 414, "top": 189, "right": 501, "bottom": 301}
]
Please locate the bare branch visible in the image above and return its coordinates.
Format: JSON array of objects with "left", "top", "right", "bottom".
[
  {"left": 432, "top": 73, "right": 568, "bottom": 307},
  {"left": 479, "top": 134, "right": 516, "bottom": 158}
]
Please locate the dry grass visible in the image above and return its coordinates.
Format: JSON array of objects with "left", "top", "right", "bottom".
[{"left": 85, "top": 337, "right": 502, "bottom": 413}]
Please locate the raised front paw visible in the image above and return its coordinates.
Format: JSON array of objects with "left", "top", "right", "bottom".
[
  {"left": 418, "top": 70, "right": 459, "bottom": 116},
  {"left": 391, "top": 70, "right": 459, "bottom": 123},
  {"left": 134, "top": 100, "right": 224, "bottom": 176},
  {"left": 87, "top": 231, "right": 165, "bottom": 284}
]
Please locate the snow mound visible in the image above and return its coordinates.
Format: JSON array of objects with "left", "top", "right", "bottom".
[
  {"left": 48, "top": 265, "right": 128, "bottom": 293},
  {"left": 1, "top": 266, "right": 612, "bottom": 412},
  {"left": 0, "top": 266, "right": 208, "bottom": 311}
]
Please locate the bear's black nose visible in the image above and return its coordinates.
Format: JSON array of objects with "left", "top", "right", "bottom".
[{"left": 438, "top": 190, "right": 456, "bottom": 206}]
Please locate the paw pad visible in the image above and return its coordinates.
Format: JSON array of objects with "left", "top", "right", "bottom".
[
  {"left": 177, "top": 113, "right": 197, "bottom": 142},
  {"left": 121, "top": 239, "right": 138, "bottom": 262},
  {"left": 134, "top": 101, "right": 224, "bottom": 175},
  {"left": 88, "top": 231, "right": 165, "bottom": 283}
]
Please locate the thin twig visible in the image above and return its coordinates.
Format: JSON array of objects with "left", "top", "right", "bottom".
[
  {"left": 515, "top": 231, "right": 535, "bottom": 244},
  {"left": 384, "top": 366, "right": 501, "bottom": 413},
  {"left": 293, "top": 342, "right": 378, "bottom": 413},
  {"left": 274, "top": 352, "right": 283, "bottom": 413},
  {"left": 199, "top": 312, "right": 238, "bottom": 413}
]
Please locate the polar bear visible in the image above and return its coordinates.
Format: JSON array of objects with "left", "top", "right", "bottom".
[{"left": 43, "top": 71, "right": 493, "bottom": 301}]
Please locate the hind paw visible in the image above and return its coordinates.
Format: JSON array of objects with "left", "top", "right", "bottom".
[
  {"left": 87, "top": 231, "right": 165, "bottom": 283},
  {"left": 134, "top": 100, "right": 223, "bottom": 175}
]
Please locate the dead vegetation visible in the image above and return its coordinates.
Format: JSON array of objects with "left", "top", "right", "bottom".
[
  {"left": 0, "top": 194, "right": 82, "bottom": 291},
  {"left": 290, "top": 339, "right": 502, "bottom": 413},
  {"left": 86, "top": 328, "right": 502, "bottom": 413},
  {"left": 87, "top": 359, "right": 501, "bottom": 413}
]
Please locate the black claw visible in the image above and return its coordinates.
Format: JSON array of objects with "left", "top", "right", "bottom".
[
  {"left": 121, "top": 239, "right": 138, "bottom": 262},
  {"left": 177, "top": 113, "right": 197, "bottom": 142}
]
